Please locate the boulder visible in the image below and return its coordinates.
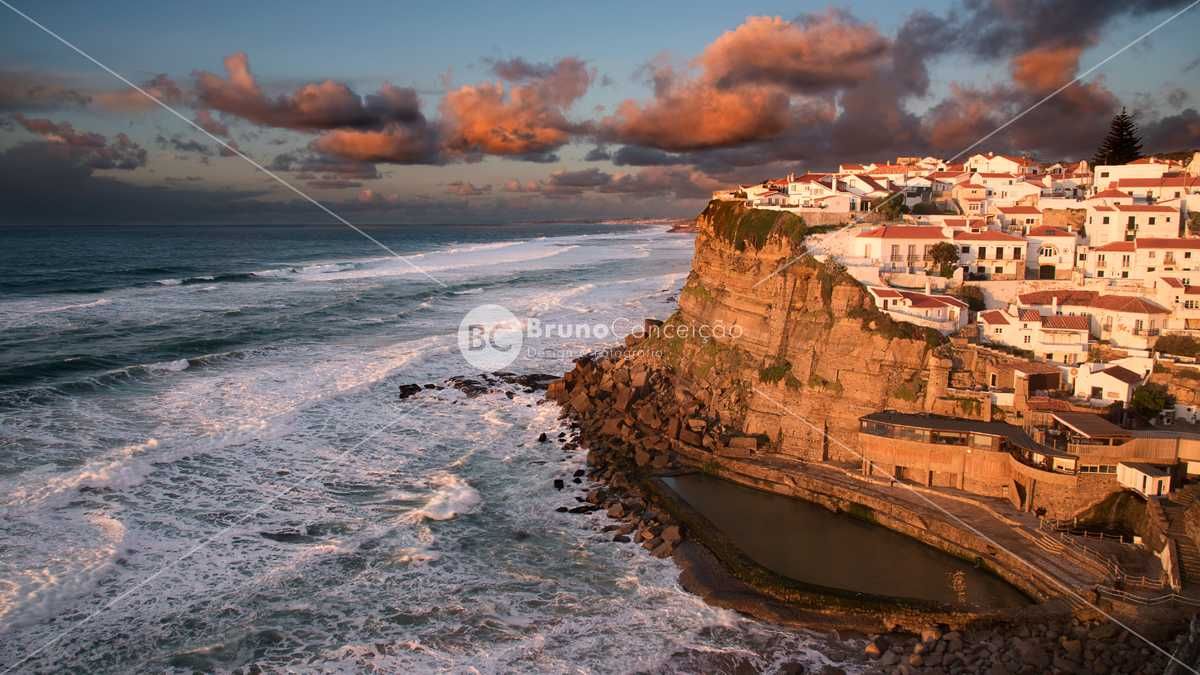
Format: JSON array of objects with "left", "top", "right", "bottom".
[{"left": 606, "top": 503, "right": 625, "bottom": 518}]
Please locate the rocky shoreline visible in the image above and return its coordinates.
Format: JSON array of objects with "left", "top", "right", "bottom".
[{"left": 535, "top": 345, "right": 1199, "bottom": 674}]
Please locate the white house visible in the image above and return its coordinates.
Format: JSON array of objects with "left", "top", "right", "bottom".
[
  {"left": 965, "top": 152, "right": 1039, "bottom": 176},
  {"left": 1073, "top": 363, "right": 1145, "bottom": 403},
  {"left": 1116, "top": 175, "right": 1200, "bottom": 204},
  {"left": 1151, "top": 276, "right": 1200, "bottom": 331},
  {"left": 954, "top": 230, "right": 1027, "bottom": 280},
  {"left": 866, "top": 285, "right": 968, "bottom": 334},
  {"left": 1117, "top": 462, "right": 1172, "bottom": 498},
  {"left": 1025, "top": 225, "right": 1078, "bottom": 280},
  {"left": 855, "top": 225, "right": 948, "bottom": 271},
  {"left": 1018, "top": 289, "right": 1171, "bottom": 350},
  {"left": 1092, "top": 158, "right": 1174, "bottom": 194},
  {"left": 996, "top": 205, "right": 1043, "bottom": 233},
  {"left": 979, "top": 308, "right": 1090, "bottom": 364},
  {"left": 1084, "top": 203, "right": 1180, "bottom": 246}
]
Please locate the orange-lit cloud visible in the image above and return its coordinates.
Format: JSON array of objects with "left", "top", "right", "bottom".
[{"left": 1010, "top": 45, "right": 1084, "bottom": 93}]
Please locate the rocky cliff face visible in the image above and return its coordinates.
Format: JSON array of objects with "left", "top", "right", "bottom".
[{"left": 552, "top": 201, "right": 944, "bottom": 465}]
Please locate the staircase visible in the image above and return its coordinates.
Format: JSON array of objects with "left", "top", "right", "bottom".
[{"left": 1162, "top": 492, "right": 1200, "bottom": 587}]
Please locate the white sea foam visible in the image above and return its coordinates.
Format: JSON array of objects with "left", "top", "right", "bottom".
[
  {"left": 31, "top": 297, "right": 112, "bottom": 313},
  {"left": 407, "top": 473, "right": 482, "bottom": 522}
]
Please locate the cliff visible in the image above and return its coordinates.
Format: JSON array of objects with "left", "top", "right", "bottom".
[{"left": 643, "top": 200, "right": 942, "bottom": 462}]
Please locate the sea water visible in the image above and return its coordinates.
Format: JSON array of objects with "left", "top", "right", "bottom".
[{"left": 0, "top": 223, "right": 850, "bottom": 673}]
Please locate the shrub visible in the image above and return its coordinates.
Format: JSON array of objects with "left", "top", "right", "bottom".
[
  {"left": 1155, "top": 334, "right": 1200, "bottom": 358},
  {"left": 701, "top": 200, "right": 807, "bottom": 251},
  {"left": 953, "top": 285, "right": 986, "bottom": 312},
  {"left": 759, "top": 359, "right": 793, "bottom": 383}
]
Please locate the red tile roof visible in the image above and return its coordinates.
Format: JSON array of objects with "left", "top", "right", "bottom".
[
  {"left": 1114, "top": 203, "right": 1177, "bottom": 213},
  {"left": 953, "top": 230, "right": 1025, "bottom": 242},
  {"left": 1134, "top": 238, "right": 1200, "bottom": 249},
  {"left": 1090, "top": 189, "right": 1131, "bottom": 199},
  {"left": 858, "top": 226, "right": 946, "bottom": 239},
  {"left": 1093, "top": 241, "right": 1135, "bottom": 252},
  {"left": 1100, "top": 365, "right": 1143, "bottom": 384},
  {"left": 869, "top": 287, "right": 903, "bottom": 298},
  {"left": 998, "top": 206, "right": 1041, "bottom": 214},
  {"left": 1117, "top": 176, "right": 1200, "bottom": 188},
  {"left": 1027, "top": 226, "right": 1073, "bottom": 237},
  {"left": 1040, "top": 315, "right": 1090, "bottom": 331},
  {"left": 979, "top": 310, "right": 1009, "bottom": 325},
  {"left": 1019, "top": 308, "right": 1042, "bottom": 321},
  {"left": 1162, "top": 277, "right": 1184, "bottom": 288},
  {"left": 1019, "top": 290, "right": 1098, "bottom": 306},
  {"left": 1089, "top": 295, "right": 1170, "bottom": 314}
]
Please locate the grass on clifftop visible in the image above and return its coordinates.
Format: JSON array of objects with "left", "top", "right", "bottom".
[{"left": 701, "top": 200, "right": 807, "bottom": 251}]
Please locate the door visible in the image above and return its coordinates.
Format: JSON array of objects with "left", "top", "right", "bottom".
[{"left": 1039, "top": 264, "right": 1055, "bottom": 279}]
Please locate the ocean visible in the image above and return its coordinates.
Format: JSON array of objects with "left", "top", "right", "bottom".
[{"left": 0, "top": 223, "right": 846, "bottom": 673}]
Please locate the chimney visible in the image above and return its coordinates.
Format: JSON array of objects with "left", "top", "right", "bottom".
[{"left": 831, "top": 175, "right": 838, "bottom": 192}]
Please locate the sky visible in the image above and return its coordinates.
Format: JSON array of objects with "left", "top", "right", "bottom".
[{"left": 0, "top": 0, "right": 1198, "bottom": 225}]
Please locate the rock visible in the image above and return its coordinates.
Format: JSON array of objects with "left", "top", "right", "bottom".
[
  {"left": 555, "top": 506, "right": 569, "bottom": 512},
  {"left": 553, "top": 479, "right": 564, "bottom": 490},
  {"left": 538, "top": 432, "right": 549, "bottom": 443},
  {"left": 397, "top": 383, "right": 423, "bottom": 399},
  {"left": 607, "top": 503, "right": 625, "bottom": 518},
  {"left": 613, "top": 535, "right": 631, "bottom": 543},
  {"left": 908, "top": 654, "right": 923, "bottom": 667},
  {"left": 864, "top": 640, "right": 884, "bottom": 658},
  {"left": 634, "top": 449, "right": 651, "bottom": 467},
  {"left": 921, "top": 628, "right": 942, "bottom": 644},
  {"left": 661, "top": 525, "right": 682, "bottom": 544},
  {"left": 573, "top": 469, "right": 585, "bottom": 477},
  {"left": 1061, "top": 638, "right": 1082, "bottom": 659},
  {"left": 651, "top": 541, "right": 673, "bottom": 558},
  {"left": 685, "top": 417, "right": 707, "bottom": 432},
  {"left": 879, "top": 651, "right": 900, "bottom": 667}
]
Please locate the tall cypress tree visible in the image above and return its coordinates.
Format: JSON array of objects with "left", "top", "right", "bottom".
[{"left": 1092, "top": 107, "right": 1143, "bottom": 166}]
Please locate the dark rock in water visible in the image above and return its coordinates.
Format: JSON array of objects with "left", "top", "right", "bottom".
[
  {"left": 613, "top": 534, "right": 631, "bottom": 543},
  {"left": 538, "top": 432, "right": 548, "bottom": 442},
  {"left": 555, "top": 506, "right": 569, "bottom": 513},
  {"left": 505, "top": 391, "right": 515, "bottom": 399},
  {"left": 573, "top": 469, "right": 585, "bottom": 477},
  {"left": 397, "top": 383, "right": 423, "bottom": 399},
  {"left": 513, "top": 530, "right": 531, "bottom": 541},
  {"left": 423, "top": 383, "right": 440, "bottom": 389},
  {"left": 445, "top": 375, "right": 492, "bottom": 397},
  {"left": 259, "top": 530, "right": 318, "bottom": 544},
  {"left": 572, "top": 477, "right": 582, "bottom": 484},
  {"left": 496, "top": 372, "right": 559, "bottom": 390},
  {"left": 553, "top": 479, "right": 565, "bottom": 490},
  {"left": 568, "top": 505, "right": 595, "bottom": 514}
]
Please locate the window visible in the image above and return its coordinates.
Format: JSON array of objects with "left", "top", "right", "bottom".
[
  {"left": 977, "top": 246, "right": 986, "bottom": 259},
  {"left": 961, "top": 245, "right": 970, "bottom": 254},
  {"left": 1013, "top": 247, "right": 1022, "bottom": 259},
  {"left": 1102, "top": 216, "right": 1110, "bottom": 225},
  {"left": 1098, "top": 271, "right": 1105, "bottom": 277},
  {"left": 1023, "top": 335, "right": 1031, "bottom": 344},
  {"left": 1148, "top": 267, "right": 1156, "bottom": 272},
  {"left": 1122, "top": 255, "right": 1131, "bottom": 267},
  {"left": 1079, "top": 253, "right": 1087, "bottom": 261},
  {"left": 1150, "top": 217, "right": 1157, "bottom": 225},
  {"left": 1097, "top": 254, "right": 1106, "bottom": 263},
  {"left": 1128, "top": 216, "right": 1136, "bottom": 227},
  {"left": 1187, "top": 252, "right": 1193, "bottom": 259},
  {"left": 1150, "top": 251, "right": 1157, "bottom": 258},
  {"left": 1100, "top": 171, "right": 1110, "bottom": 177},
  {"left": 995, "top": 247, "right": 1004, "bottom": 259},
  {"left": 1040, "top": 246, "right": 1055, "bottom": 257},
  {"left": 995, "top": 266, "right": 1003, "bottom": 274},
  {"left": 993, "top": 327, "right": 1002, "bottom": 335}
]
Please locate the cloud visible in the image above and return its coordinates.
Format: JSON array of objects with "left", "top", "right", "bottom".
[
  {"left": 0, "top": 71, "right": 91, "bottom": 111},
  {"left": 1144, "top": 108, "right": 1200, "bottom": 151},
  {"left": 445, "top": 180, "right": 492, "bottom": 197},
  {"left": 697, "top": 12, "right": 889, "bottom": 92},
  {"left": 310, "top": 123, "right": 440, "bottom": 163},
  {"left": 583, "top": 145, "right": 611, "bottom": 161},
  {"left": 439, "top": 57, "right": 592, "bottom": 158},
  {"left": 270, "top": 150, "right": 381, "bottom": 180},
  {"left": 195, "top": 52, "right": 425, "bottom": 131},
  {"left": 193, "top": 109, "right": 230, "bottom": 137},
  {"left": 13, "top": 115, "right": 147, "bottom": 170},
  {"left": 156, "top": 133, "right": 212, "bottom": 156},
  {"left": 610, "top": 145, "right": 688, "bottom": 166},
  {"left": 1009, "top": 45, "right": 1085, "bottom": 93},
  {"left": 91, "top": 74, "right": 186, "bottom": 112}
]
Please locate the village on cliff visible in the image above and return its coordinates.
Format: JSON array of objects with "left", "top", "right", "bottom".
[{"left": 693, "top": 150, "right": 1200, "bottom": 591}]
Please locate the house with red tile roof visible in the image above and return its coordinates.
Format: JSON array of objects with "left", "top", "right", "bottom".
[
  {"left": 1017, "top": 289, "right": 1170, "bottom": 350},
  {"left": 1073, "top": 362, "right": 1148, "bottom": 404},
  {"left": 1084, "top": 202, "right": 1181, "bottom": 246},
  {"left": 865, "top": 285, "right": 968, "bottom": 334},
  {"left": 978, "top": 306, "right": 1090, "bottom": 364},
  {"left": 953, "top": 230, "right": 1027, "bottom": 279},
  {"left": 965, "top": 152, "right": 1040, "bottom": 176},
  {"left": 1025, "top": 225, "right": 1078, "bottom": 280},
  {"left": 996, "top": 205, "right": 1043, "bottom": 233},
  {"left": 854, "top": 225, "right": 950, "bottom": 272}
]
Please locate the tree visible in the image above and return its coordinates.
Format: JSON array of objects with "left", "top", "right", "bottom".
[
  {"left": 1092, "top": 108, "right": 1143, "bottom": 167},
  {"left": 952, "top": 284, "right": 986, "bottom": 312},
  {"left": 1130, "top": 383, "right": 1174, "bottom": 420},
  {"left": 875, "top": 195, "right": 909, "bottom": 220},
  {"left": 928, "top": 242, "right": 961, "bottom": 277}
]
